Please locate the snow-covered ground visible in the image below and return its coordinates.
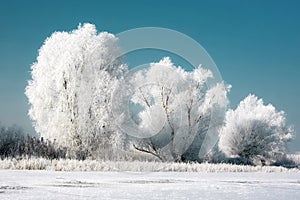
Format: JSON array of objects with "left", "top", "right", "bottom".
[{"left": 0, "top": 170, "right": 299, "bottom": 200}]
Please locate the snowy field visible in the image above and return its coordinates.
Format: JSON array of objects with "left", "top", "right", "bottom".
[{"left": 0, "top": 170, "right": 300, "bottom": 200}]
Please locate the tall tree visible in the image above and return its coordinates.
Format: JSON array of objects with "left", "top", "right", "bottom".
[
  {"left": 25, "top": 23, "right": 126, "bottom": 158},
  {"left": 118, "top": 57, "right": 230, "bottom": 161}
]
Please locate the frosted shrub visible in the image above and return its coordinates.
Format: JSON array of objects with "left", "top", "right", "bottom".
[{"left": 219, "top": 94, "right": 293, "bottom": 165}]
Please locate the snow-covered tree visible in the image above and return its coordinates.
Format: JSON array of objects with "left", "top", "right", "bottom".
[
  {"left": 25, "top": 23, "right": 127, "bottom": 159},
  {"left": 120, "top": 57, "right": 230, "bottom": 162},
  {"left": 218, "top": 94, "right": 294, "bottom": 165}
]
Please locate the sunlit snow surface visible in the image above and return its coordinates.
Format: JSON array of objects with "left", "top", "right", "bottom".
[{"left": 0, "top": 171, "right": 300, "bottom": 200}]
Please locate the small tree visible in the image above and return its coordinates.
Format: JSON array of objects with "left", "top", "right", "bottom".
[
  {"left": 219, "top": 94, "right": 293, "bottom": 165},
  {"left": 119, "top": 57, "right": 230, "bottom": 162},
  {"left": 25, "top": 23, "right": 126, "bottom": 159}
]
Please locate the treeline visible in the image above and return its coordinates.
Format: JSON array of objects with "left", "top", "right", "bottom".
[{"left": 0, "top": 125, "right": 66, "bottom": 159}]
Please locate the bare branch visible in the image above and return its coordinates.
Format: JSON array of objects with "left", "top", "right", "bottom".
[
  {"left": 139, "top": 88, "right": 151, "bottom": 108},
  {"left": 161, "top": 86, "right": 174, "bottom": 136},
  {"left": 133, "top": 144, "right": 163, "bottom": 161}
]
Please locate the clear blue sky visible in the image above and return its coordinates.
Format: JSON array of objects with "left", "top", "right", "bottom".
[{"left": 0, "top": 0, "right": 299, "bottom": 152}]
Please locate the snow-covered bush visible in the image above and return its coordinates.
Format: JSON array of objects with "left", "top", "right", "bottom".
[
  {"left": 288, "top": 154, "right": 300, "bottom": 166},
  {"left": 25, "top": 24, "right": 127, "bottom": 159},
  {"left": 283, "top": 154, "right": 300, "bottom": 167},
  {"left": 219, "top": 94, "right": 293, "bottom": 165},
  {"left": 124, "top": 57, "right": 230, "bottom": 162}
]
